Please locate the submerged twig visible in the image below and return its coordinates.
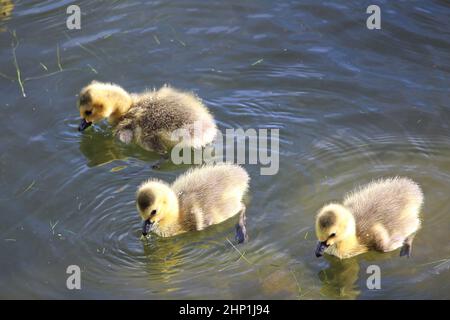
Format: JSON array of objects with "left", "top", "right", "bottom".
[
  {"left": 418, "top": 258, "right": 450, "bottom": 268},
  {"left": 110, "top": 165, "right": 127, "bottom": 172},
  {"left": 64, "top": 229, "right": 77, "bottom": 235},
  {"left": 21, "top": 180, "right": 35, "bottom": 194},
  {"left": 226, "top": 237, "right": 251, "bottom": 265},
  {"left": 87, "top": 64, "right": 98, "bottom": 74},
  {"left": 251, "top": 58, "right": 264, "bottom": 66},
  {"left": 0, "top": 71, "right": 15, "bottom": 81},
  {"left": 290, "top": 269, "right": 301, "bottom": 292},
  {"left": 432, "top": 258, "right": 450, "bottom": 270},
  {"left": 77, "top": 42, "right": 101, "bottom": 59},
  {"left": 39, "top": 62, "right": 48, "bottom": 71},
  {"left": 56, "top": 43, "right": 63, "bottom": 71},
  {"left": 169, "top": 25, "right": 186, "bottom": 47},
  {"left": 24, "top": 68, "right": 80, "bottom": 81},
  {"left": 176, "top": 39, "right": 186, "bottom": 47},
  {"left": 289, "top": 269, "right": 308, "bottom": 299},
  {"left": 63, "top": 31, "right": 102, "bottom": 60},
  {"left": 50, "top": 220, "right": 59, "bottom": 235},
  {"left": 11, "top": 30, "right": 26, "bottom": 97},
  {"left": 15, "top": 180, "right": 36, "bottom": 197}
]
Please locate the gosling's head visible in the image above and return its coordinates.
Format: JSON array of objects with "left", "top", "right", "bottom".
[
  {"left": 315, "top": 203, "right": 355, "bottom": 257},
  {"left": 77, "top": 81, "right": 132, "bottom": 131},
  {"left": 136, "top": 180, "right": 179, "bottom": 236}
]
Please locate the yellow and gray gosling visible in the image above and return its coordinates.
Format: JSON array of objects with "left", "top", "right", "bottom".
[
  {"left": 77, "top": 81, "right": 217, "bottom": 153},
  {"left": 0, "top": 0, "right": 14, "bottom": 24},
  {"left": 136, "top": 164, "right": 250, "bottom": 243},
  {"left": 315, "top": 177, "right": 423, "bottom": 259}
]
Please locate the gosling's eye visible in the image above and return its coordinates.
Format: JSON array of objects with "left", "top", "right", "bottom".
[
  {"left": 329, "top": 233, "right": 336, "bottom": 238},
  {"left": 85, "top": 110, "right": 92, "bottom": 116},
  {"left": 150, "top": 209, "right": 157, "bottom": 216}
]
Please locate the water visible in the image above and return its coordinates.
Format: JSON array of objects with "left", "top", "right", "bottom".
[{"left": 0, "top": 0, "right": 449, "bottom": 299}]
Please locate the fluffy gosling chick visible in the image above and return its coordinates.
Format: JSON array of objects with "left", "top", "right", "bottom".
[
  {"left": 136, "top": 164, "right": 250, "bottom": 243},
  {"left": 0, "top": 0, "right": 14, "bottom": 23},
  {"left": 77, "top": 81, "right": 217, "bottom": 153},
  {"left": 315, "top": 177, "right": 423, "bottom": 259}
]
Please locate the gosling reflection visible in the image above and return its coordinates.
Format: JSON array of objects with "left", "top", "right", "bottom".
[
  {"left": 317, "top": 251, "right": 396, "bottom": 299},
  {"left": 78, "top": 127, "right": 196, "bottom": 170},
  {"left": 139, "top": 227, "right": 240, "bottom": 297},
  {"left": 0, "top": 0, "right": 14, "bottom": 28},
  {"left": 141, "top": 236, "right": 184, "bottom": 286},
  {"left": 260, "top": 266, "right": 302, "bottom": 299},
  {"left": 318, "top": 255, "right": 361, "bottom": 299},
  {"left": 78, "top": 128, "right": 158, "bottom": 167}
]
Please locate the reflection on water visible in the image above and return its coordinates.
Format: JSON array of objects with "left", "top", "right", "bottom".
[
  {"left": 318, "top": 256, "right": 361, "bottom": 299},
  {"left": 141, "top": 238, "right": 186, "bottom": 289},
  {"left": 78, "top": 125, "right": 156, "bottom": 167},
  {"left": 0, "top": 1, "right": 13, "bottom": 33},
  {"left": 259, "top": 266, "right": 302, "bottom": 299},
  {"left": 0, "top": 0, "right": 449, "bottom": 299},
  {"left": 0, "top": 0, "right": 14, "bottom": 22}
]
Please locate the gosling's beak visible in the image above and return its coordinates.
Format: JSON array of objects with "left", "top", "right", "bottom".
[
  {"left": 78, "top": 119, "right": 92, "bottom": 132},
  {"left": 315, "top": 241, "right": 329, "bottom": 257},
  {"left": 142, "top": 219, "right": 154, "bottom": 236}
]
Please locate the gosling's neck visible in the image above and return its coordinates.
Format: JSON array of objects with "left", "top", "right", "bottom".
[
  {"left": 153, "top": 191, "right": 183, "bottom": 237},
  {"left": 107, "top": 91, "right": 133, "bottom": 125},
  {"left": 333, "top": 234, "right": 365, "bottom": 259},
  {"left": 331, "top": 213, "right": 366, "bottom": 259}
]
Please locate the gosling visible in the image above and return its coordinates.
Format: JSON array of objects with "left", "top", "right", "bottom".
[
  {"left": 77, "top": 81, "right": 217, "bottom": 153},
  {"left": 315, "top": 177, "right": 423, "bottom": 259},
  {"left": 136, "top": 163, "right": 250, "bottom": 243}
]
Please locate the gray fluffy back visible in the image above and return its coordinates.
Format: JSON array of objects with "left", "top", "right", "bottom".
[{"left": 343, "top": 177, "right": 423, "bottom": 247}]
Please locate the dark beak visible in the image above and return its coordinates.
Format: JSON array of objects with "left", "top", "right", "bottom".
[
  {"left": 78, "top": 119, "right": 92, "bottom": 132},
  {"left": 142, "top": 219, "right": 153, "bottom": 236},
  {"left": 315, "top": 241, "right": 329, "bottom": 257}
]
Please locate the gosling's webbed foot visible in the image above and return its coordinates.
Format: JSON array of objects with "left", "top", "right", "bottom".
[
  {"left": 152, "top": 162, "right": 161, "bottom": 170},
  {"left": 235, "top": 206, "right": 248, "bottom": 244},
  {"left": 235, "top": 223, "right": 248, "bottom": 244},
  {"left": 400, "top": 234, "right": 415, "bottom": 258},
  {"left": 151, "top": 154, "right": 170, "bottom": 170},
  {"left": 400, "top": 243, "right": 412, "bottom": 258}
]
